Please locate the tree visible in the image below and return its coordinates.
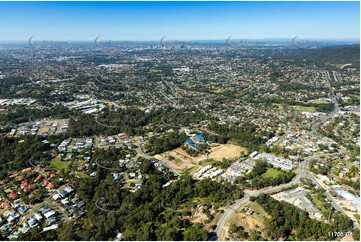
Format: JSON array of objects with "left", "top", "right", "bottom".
[{"left": 183, "top": 225, "right": 209, "bottom": 241}]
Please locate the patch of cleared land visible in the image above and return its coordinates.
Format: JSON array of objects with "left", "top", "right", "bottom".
[
  {"left": 309, "top": 99, "right": 330, "bottom": 104},
  {"left": 224, "top": 201, "right": 270, "bottom": 240},
  {"left": 209, "top": 144, "right": 247, "bottom": 161},
  {"left": 154, "top": 148, "right": 197, "bottom": 173},
  {"left": 156, "top": 144, "right": 247, "bottom": 176},
  {"left": 341, "top": 235, "right": 356, "bottom": 241},
  {"left": 149, "top": 69, "right": 162, "bottom": 73}
]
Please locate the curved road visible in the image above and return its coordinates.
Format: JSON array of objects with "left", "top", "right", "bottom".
[
  {"left": 134, "top": 141, "right": 180, "bottom": 176},
  {"left": 216, "top": 71, "right": 343, "bottom": 240},
  {"left": 215, "top": 153, "right": 340, "bottom": 240}
]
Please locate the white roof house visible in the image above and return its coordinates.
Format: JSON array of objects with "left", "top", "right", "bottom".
[
  {"left": 34, "top": 213, "right": 43, "bottom": 221},
  {"left": 44, "top": 210, "right": 56, "bottom": 219}
]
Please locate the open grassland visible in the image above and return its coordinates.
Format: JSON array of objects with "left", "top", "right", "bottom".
[
  {"left": 262, "top": 168, "right": 283, "bottom": 178},
  {"left": 272, "top": 103, "right": 317, "bottom": 112},
  {"left": 50, "top": 156, "right": 71, "bottom": 170},
  {"left": 290, "top": 105, "right": 317, "bottom": 112}
]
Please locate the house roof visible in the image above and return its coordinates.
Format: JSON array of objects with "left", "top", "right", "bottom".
[
  {"left": 194, "top": 134, "right": 205, "bottom": 143},
  {"left": 185, "top": 140, "right": 198, "bottom": 149},
  {"left": 47, "top": 183, "right": 54, "bottom": 189},
  {"left": 7, "top": 192, "right": 18, "bottom": 200}
]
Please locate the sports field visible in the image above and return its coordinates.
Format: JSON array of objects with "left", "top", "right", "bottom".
[{"left": 209, "top": 144, "right": 247, "bottom": 161}]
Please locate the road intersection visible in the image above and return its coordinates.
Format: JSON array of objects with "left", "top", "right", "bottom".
[{"left": 214, "top": 152, "right": 342, "bottom": 239}]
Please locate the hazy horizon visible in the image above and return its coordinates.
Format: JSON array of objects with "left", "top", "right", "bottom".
[{"left": 0, "top": 1, "right": 359, "bottom": 41}]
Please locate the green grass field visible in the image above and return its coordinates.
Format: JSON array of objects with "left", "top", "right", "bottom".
[
  {"left": 293, "top": 167, "right": 300, "bottom": 175},
  {"left": 50, "top": 156, "right": 71, "bottom": 170},
  {"left": 182, "top": 166, "right": 198, "bottom": 176},
  {"left": 199, "top": 159, "right": 214, "bottom": 167},
  {"left": 262, "top": 168, "right": 283, "bottom": 178},
  {"left": 309, "top": 100, "right": 329, "bottom": 104},
  {"left": 272, "top": 103, "right": 283, "bottom": 108},
  {"left": 249, "top": 201, "right": 270, "bottom": 218},
  {"left": 76, "top": 172, "right": 89, "bottom": 178},
  {"left": 173, "top": 157, "right": 183, "bottom": 165},
  {"left": 179, "top": 82, "right": 193, "bottom": 89},
  {"left": 272, "top": 103, "right": 316, "bottom": 112},
  {"left": 290, "top": 105, "right": 316, "bottom": 112},
  {"left": 212, "top": 88, "right": 227, "bottom": 93}
]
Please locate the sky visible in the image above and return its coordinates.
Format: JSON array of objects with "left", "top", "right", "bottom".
[{"left": 0, "top": 1, "right": 359, "bottom": 41}]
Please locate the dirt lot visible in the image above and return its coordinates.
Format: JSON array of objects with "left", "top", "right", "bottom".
[
  {"left": 154, "top": 148, "right": 197, "bottom": 172},
  {"left": 223, "top": 201, "right": 270, "bottom": 240},
  {"left": 156, "top": 144, "right": 247, "bottom": 175},
  {"left": 209, "top": 144, "right": 248, "bottom": 161}
]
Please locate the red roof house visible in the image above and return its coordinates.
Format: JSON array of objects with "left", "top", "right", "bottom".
[
  {"left": 7, "top": 192, "right": 18, "bottom": 200},
  {"left": 46, "top": 183, "right": 54, "bottom": 189}
]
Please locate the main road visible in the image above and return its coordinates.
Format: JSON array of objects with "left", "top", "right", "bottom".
[
  {"left": 309, "top": 71, "right": 339, "bottom": 136},
  {"left": 216, "top": 70, "right": 348, "bottom": 239},
  {"left": 306, "top": 171, "right": 348, "bottom": 217},
  {"left": 215, "top": 153, "right": 340, "bottom": 240}
]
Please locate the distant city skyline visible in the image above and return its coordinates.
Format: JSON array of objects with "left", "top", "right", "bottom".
[{"left": 0, "top": 1, "right": 359, "bottom": 41}]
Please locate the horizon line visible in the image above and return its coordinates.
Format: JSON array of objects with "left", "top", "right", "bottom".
[{"left": 0, "top": 38, "right": 360, "bottom": 43}]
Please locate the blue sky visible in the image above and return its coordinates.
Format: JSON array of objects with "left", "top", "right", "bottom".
[{"left": 0, "top": 1, "right": 359, "bottom": 41}]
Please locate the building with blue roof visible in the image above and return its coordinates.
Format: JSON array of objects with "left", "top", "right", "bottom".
[
  {"left": 40, "top": 206, "right": 50, "bottom": 214},
  {"left": 17, "top": 206, "right": 28, "bottom": 213},
  {"left": 194, "top": 134, "right": 205, "bottom": 143},
  {"left": 185, "top": 140, "right": 198, "bottom": 150}
]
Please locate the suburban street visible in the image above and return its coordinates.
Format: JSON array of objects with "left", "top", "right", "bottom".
[
  {"left": 309, "top": 71, "right": 339, "bottom": 135},
  {"left": 134, "top": 141, "right": 181, "bottom": 176},
  {"left": 215, "top": 152, "right": 342, "bottom": 240}
]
